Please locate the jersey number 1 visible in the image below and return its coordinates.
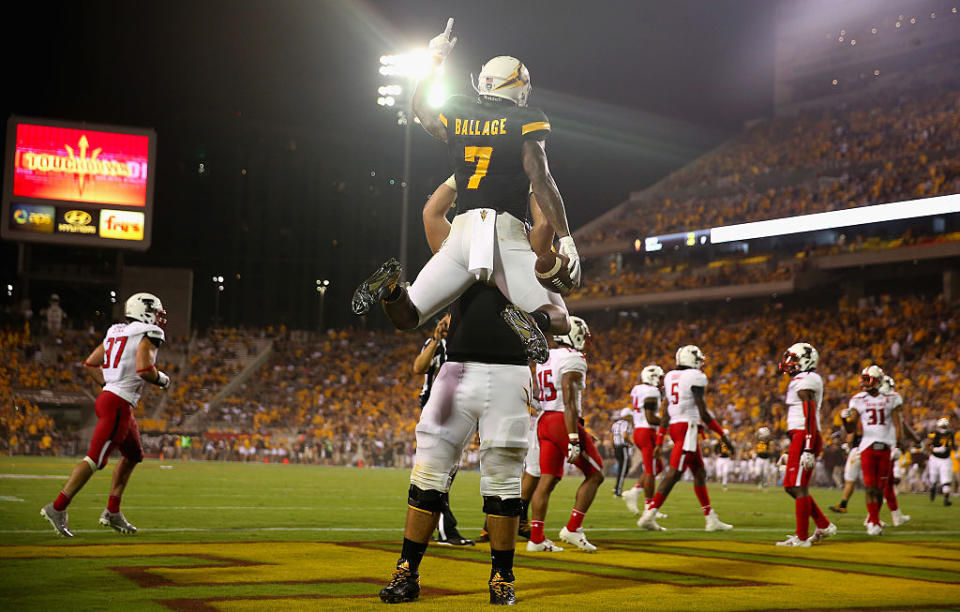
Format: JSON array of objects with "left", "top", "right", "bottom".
[{"left": 464, "top": 146, "right": 493, "bottom": 189}]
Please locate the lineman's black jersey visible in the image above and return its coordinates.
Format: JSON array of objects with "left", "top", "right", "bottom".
[{"left": 439, "top": 95, "right": 550, "bottom": 222}]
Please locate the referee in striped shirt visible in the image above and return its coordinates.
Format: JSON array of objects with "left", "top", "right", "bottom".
[{"left": 611, "top": 408, "right": 634, "bottom": 497}]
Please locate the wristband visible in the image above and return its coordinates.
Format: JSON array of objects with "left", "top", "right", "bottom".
[
  {"left": 804, "top": 433, "right": 812, "bottom": 451},
  {"left": 568, "top": 433, "right": 579, "bottom": 443},
  {"left": 706, "top": 419, "right": 724, "bottom": 436}
]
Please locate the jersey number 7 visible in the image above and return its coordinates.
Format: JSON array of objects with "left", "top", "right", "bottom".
[
  {"left": 464, "top": 146, "right": 493, "bottom": 189},
  {"left": 103, "top": 337, "right": 128, "bottom": 369}
]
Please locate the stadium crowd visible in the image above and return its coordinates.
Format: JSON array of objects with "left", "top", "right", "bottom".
[{"left": 582, "top": 87, "right": 960, "bottom": 245}]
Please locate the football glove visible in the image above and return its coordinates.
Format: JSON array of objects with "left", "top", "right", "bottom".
[
  {"left": 567, "top": 434, "right": 581, "bottom": 463},
  {"left": 428, "top": 18, "right": 457, "bottom": 63},
  {"left": 799, "top": 450, "right": 815, "bottom": 471},
  {"left": 558, "top": 236, "right": 581, "bottom": 287},
  {"left": 156, "top": 371, "right": 171, "bottom": 391},
  {"left": 839, "top": 407, "right": 851, "bottom": 419}
]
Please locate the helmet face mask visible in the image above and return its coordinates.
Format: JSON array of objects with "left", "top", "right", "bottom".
[
  {"left": 641, "top": 364, "right": 665, "bottom": 388},
  {"left": 675, "top": 345, "right": 705, "bottom": 369},
  {"left": 778, "top": 342, "right": 818, "bottom": 376},
  {"left": 474, "top": 56, "right": 531, "bottom": 107},
  {"left": 554, "top": 316, "right": 590, "bottom": 352},
  {"left": 859, "top": 365, "right": 884, "bottom": 391},
  {"left": 758, "top": 427, "right": 771, "bottom": 440},
  {"left": 937, "top": 417, "right": 950, "bottom": 432},
  {"left": 125, "top": 292, "right": 167, "bottom": 328}
]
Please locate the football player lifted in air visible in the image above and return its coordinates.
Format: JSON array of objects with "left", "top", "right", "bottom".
[
  {"left": 527, "top": 317, "right": 604, "bottom": 553},
  {"left": 844, "top": 365, "right": 903, "bottom": 535},
  {"left": 774, "top": 343, "right": 837, "bottom": 547},
  {"left": 623, "top": 365, "right": 669, "bottom": 518},
  {"left": 41, "top": 293, "right": 171, "bottom": 537},
  {"left": 377, "top": 165, "right": 561, "bottom": 604},
  {"left": 927, "top": 417, "right": 955, "bottom": 506},
  {"left": 637, "top": 346, "right": 735, "bottom": 533},
  {"left": 352, "top": 18, "right": 577, "bottom": 364}
]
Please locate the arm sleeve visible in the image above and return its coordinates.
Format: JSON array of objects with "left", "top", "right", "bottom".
[
  {"left": 693, "top": 371, "right": 708, "bottom": 389},
  {"left": 443, "top": 174, "right": 457, "bottom": 190}
]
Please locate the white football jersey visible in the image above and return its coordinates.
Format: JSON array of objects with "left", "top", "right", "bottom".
[
  {"left": 101, "top": 321, "right": 164, "bottom": 405},
  {"left": 785, "top": 371, "right": 824, "bottom": 432},
  {"left": 630, "top": 383, "right": 660, "bottom": 429},
  {"left": 851, "top": 391, "right": 897, "bottom": 450},
  {"left": 536, "top": 347, "right": 587, "bottom": 416},
  {"left": 884, "top": 390, "right": 903, "bottom": 410},
  {"left": 663, "top": 368, "right": 708, "bottom": 425}
]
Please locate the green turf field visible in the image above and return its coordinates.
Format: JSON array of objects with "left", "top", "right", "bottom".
[{"left": 2, "top": 457, "right": 959, "bottom": 610}]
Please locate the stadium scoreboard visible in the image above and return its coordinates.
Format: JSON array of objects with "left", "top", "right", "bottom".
[{"left": 2, "top": 116, "right": 157, "bottom": 250}]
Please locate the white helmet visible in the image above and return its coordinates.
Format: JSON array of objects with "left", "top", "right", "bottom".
[
  {"left": 554, "top": 316, "right": 590, "bottom": 352},
  {"left": 937, "top": 417, "right": 951, "bottom": 432},
  {"left": 676, "top": 345, "right": 705, "bottom": 369},
  {"left": 620, "top": 407, "right": 632, "bottom": 419},
  {"left": 758, "top": 427, "right": 771, "bottom": 440},
  {"left": 879, "top": 375, "right": 896, "bottom": 394},
  {"left": 778, "top": 342, "right": 819, "bottom": 376},
  {"left": 475, "top": 56, "right": 531, "bottom": 107},
  {"left": 641, "top": 364, "right": 665, "bottom": 387},
  {"left": 125, "top": 292, "right": 167, "bottom": 328},
  {"left": 860, "top": 365, "right": 884, "bottom": 391}
]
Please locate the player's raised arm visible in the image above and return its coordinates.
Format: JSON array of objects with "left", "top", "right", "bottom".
[
  {"left": 522, "top": 139, "right": 580, "bottom": 286},
  {"left": 83, "top": 343, "right": 106, "bottom": 386},
  {"left": 412, "top": 18, "right": 456, "bottom": 141}
]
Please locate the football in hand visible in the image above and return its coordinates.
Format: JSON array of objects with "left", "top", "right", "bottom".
[{"left": 535, "top": 252, "right": 574, "bottom": 295}]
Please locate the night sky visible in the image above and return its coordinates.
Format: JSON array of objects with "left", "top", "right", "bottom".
[{"left": 0, "top": 0, "right": 775, "bottom": 329}]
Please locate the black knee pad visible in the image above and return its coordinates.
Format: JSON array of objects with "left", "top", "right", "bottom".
[
  {"left": 408, "top": 485, "right": 444, "bottom": 513},
  {"left": 483, "top": 495, "right": 523, "bottom": 517}
]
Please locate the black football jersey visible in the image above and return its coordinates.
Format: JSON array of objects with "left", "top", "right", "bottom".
[
  {"left": 718, "top": 440, "right": 733, "bottom": 458},
  {"left": 439, "top": 95, "right": 550, "bottom": 222},
  {"left": 756, "top": 440, "right": 771, "bottom": 458},
  {"left": 929, "top": 431, "right": 954, "bottom": 458}
]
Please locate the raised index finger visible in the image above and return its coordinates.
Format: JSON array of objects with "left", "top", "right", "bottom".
[{"left": 443, "top": 17, "right": 454, "bottom": 37}]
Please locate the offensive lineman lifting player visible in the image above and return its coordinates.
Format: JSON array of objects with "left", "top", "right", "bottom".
[
  {"left": 41, "top": 293, "right": 171, "bottom": 537},
  {"left": 351, "top": 18, "right": 578, "bottom": 364}
]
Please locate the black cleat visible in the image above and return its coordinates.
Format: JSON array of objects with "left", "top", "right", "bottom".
[
  {"left": 500, "top": 304, "right": 549, "bottom": 364},
  {"left": 828, "top": 504, "right": 847, "bottom": 514},
  {"left": 517, "top": 520, "right": 531, "bottom": 541},
  {"left": 379, "top": 560, "right": 420, "bottom": 604},
  {"left": 434, "top": 535, "right": 475, "bottom": 547},
  {"left": 489, "top": 570, "right": 517, "bottom": 605},
  {"left": 352, "top": 258, "right": 403, "bottom": 316},
  {"left": 477, "top": 529, "right": 490, "bottom": 543}
]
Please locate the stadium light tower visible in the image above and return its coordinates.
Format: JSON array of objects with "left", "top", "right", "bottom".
[
  {"left": 315, "top": 279, "right": 330, "bottom": 332},
  {"left": 376, "top": 51, "right": 446, "bottom": 274},
  {"left": 212, "top": 275, "right": 224, "bottom": 326}
]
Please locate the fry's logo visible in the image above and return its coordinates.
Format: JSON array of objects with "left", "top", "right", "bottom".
[
  {"left": 20, "top": 134, "right": 134, "bottom": 196},
  {"left": 99, "top": 209, "right": 144, "bottom": 241}
]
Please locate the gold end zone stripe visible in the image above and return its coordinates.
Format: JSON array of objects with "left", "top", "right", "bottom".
[
  {"left": 522, "top": 121, "right": 550, "bottom": 135},
  {"left": 438, "top": 113, "right": 448, "bottom": 127}
]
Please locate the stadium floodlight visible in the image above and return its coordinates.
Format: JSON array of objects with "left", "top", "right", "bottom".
[{"left": 709, "top": 193, "right": 960, "bottom": 244}]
